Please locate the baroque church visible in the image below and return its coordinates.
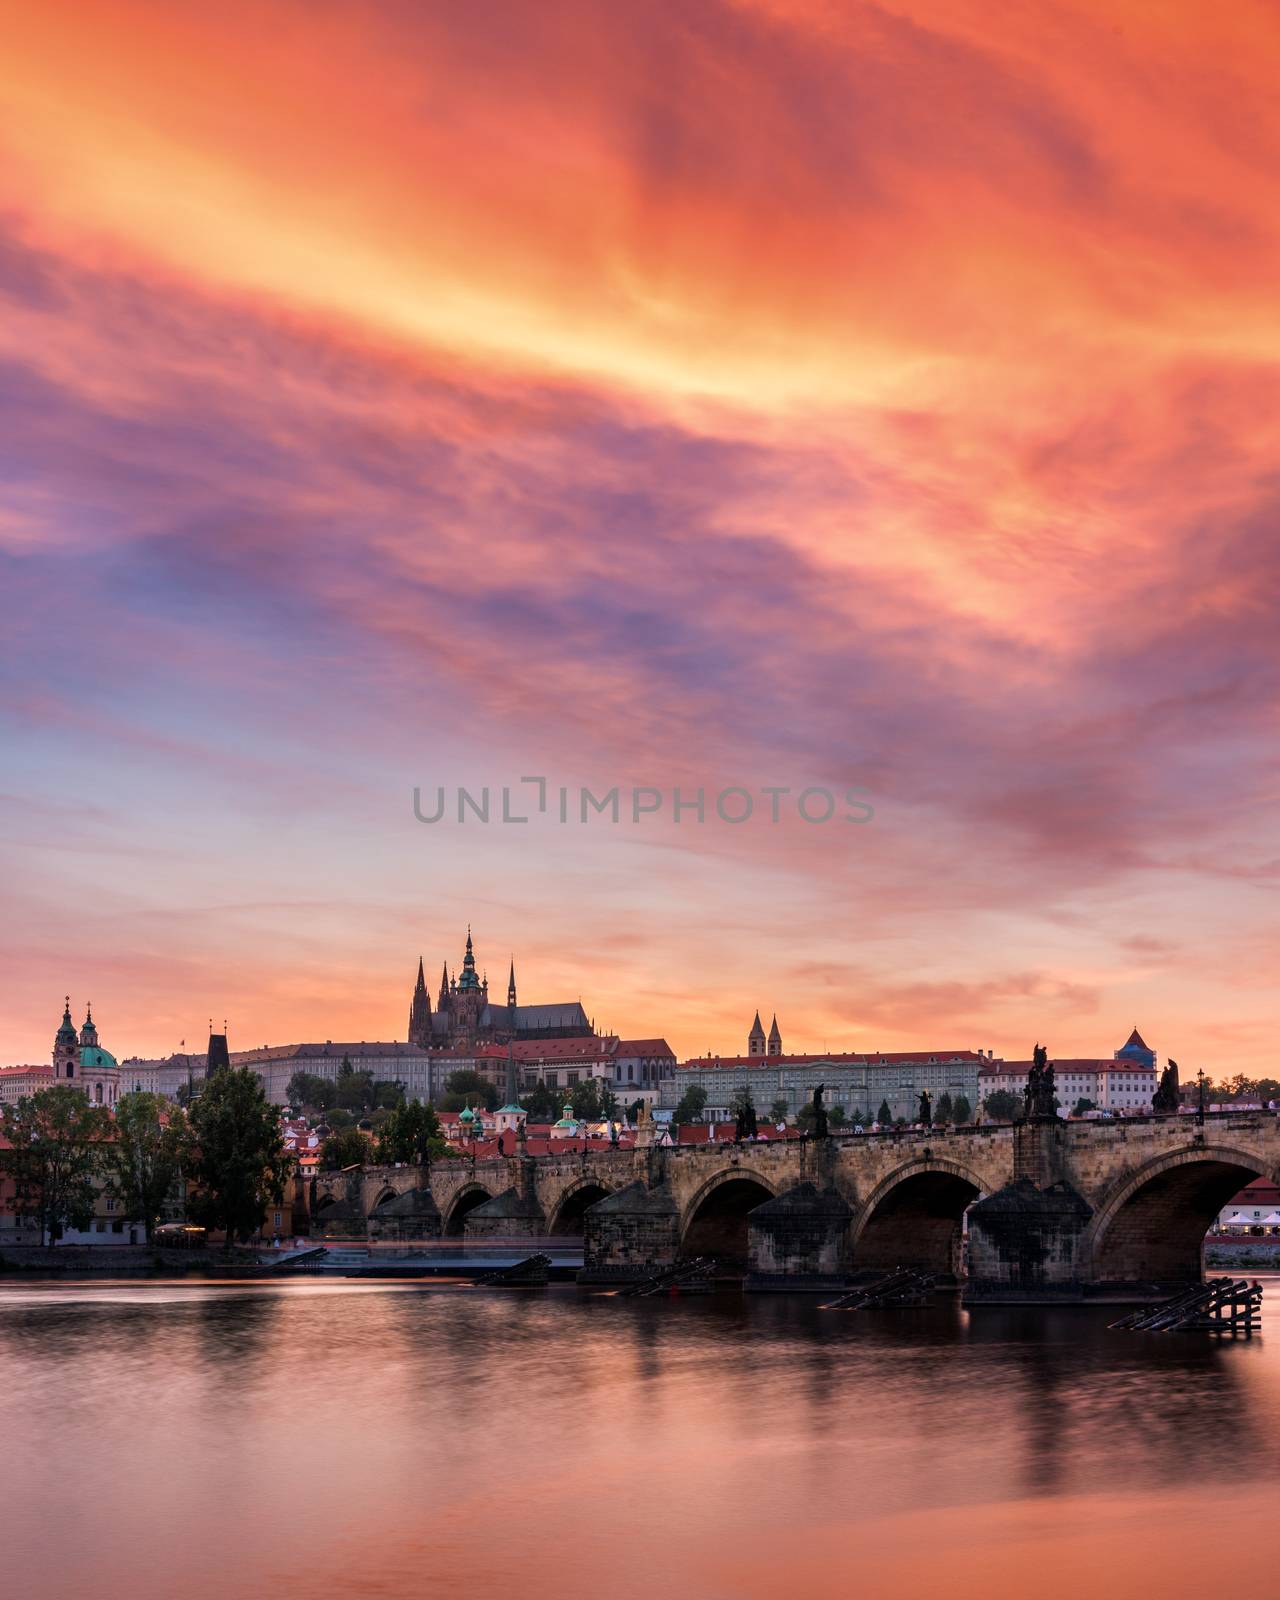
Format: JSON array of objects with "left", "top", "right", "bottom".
[
  {"left": 407, "top": 930, "right": 593, "bottom": 1050},
  {"left": 55, "top": 999, "right": 123, "bottom": 1105}
]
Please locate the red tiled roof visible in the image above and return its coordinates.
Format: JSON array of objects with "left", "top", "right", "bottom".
[
  {"left": 0, "top": 1064, "right": 53, "bottom": 1078},
  {"left": 471, "top": 1038, "right": 611, "bottom": 1063},
  {"left": 613, "top": 1039, "right": 675, "bottom": 1057}
]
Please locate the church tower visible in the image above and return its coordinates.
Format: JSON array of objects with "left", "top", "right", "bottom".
[
  {"left": 451, "top": 928, "right": 487, "bottom": 1042},
  {"left": 80, "top": 1003, "right": 99, "bottom": 1050},
  {"left": 54, "top": 997, "right": 79, "bottom": 1082},
  {"left": 748, "top": 1011, "right": 766, "bottom": 1057},
  {"left": 767, "top": 1014, "right": 782, "bottom": 1057},
  {"left": 408, "top": 957, "right": 433, "bottom": 1047}
]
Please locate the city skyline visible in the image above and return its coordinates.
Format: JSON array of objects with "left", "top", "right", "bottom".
[{"left": 4, "top": 3, "right": 1280, "bottom": 1073}]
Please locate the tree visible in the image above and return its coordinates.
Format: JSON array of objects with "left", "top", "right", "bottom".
[
  {"left": 935, "top": 1092, "right": 954, "bottom": 1124},
  {"left": 1073, "top": 1097, "right": 1097, "bottom": 1117},
  {"left": 0, "top": 1087, "right": 110, "bottom": 1246},
  {"left": 101, "top": 1092, "right": 188, "bottom": 1243},
  {"left": 769, "top": 1097, "right": 789, "bottom": 1124},
  {"left": 828, "top": 1105, "right": 846, "bottom": 1128},
  {"left": 570, "top": 1078, "right": 604, "bottom": 1121},
  {"left": 320, "top": 1126, "right": 372, "bottom": 1170},
  {"left": 952, "top": 1094, "right": 972, "bottom": 1125},
  {"left": 287, "top": 1070, "right": 334, "bottom": 1111},
  {"left": 982, "top": 1089, "right": 1021, "bottom": 1123},
  {"left": 373, "top": 1079, "right": 406, "bottom": 1110},
  {"left": 441, "top": 1069, "right": 499, "bottom": 1113},
  {"left": 333, "top": 1058, "right": 376, "bottom": 1112},
  {"left": 876, "top": 1099, "right": 892, "bottom": 1125},
  {"left": 375, "top": 1101, "right": 447, "bottom": 1165},
  {"left": 186, "top": 1067, "right": 292, "bottom": 1250},
  {"left": 674, "top": 1084, "right": 708, "bottom": 1125},
  {"left": 519, "top": 1082, "right": 559, "bottom": 1121}
]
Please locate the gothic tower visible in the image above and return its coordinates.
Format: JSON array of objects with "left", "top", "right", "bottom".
[
  {"left": 408, "top": 957, "right": 433, "bottom": 1047},
  {"left": 767, "top": 1014, "right": 782, "bottom": 1057},
  {"left": 80, "top": 1003, "right": 99, "bottom": 1050},
  {"left": 748, "top": 1011, "right": 766, "bottom": 1057}
]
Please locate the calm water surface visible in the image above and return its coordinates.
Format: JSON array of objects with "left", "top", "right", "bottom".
[{"left": 3, "top": 1277, "right": 1277, "bottom": 1600}]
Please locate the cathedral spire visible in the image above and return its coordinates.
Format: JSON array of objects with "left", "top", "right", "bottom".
[
  {"left": 507, "top": 958, "right": 517, "bottom": 1009},
  {"left": 458, "top": 925, "right": 481, "bottom": 991},
  {"left": 408, "top": 956, "right": 432, "bottom": 1046},
  {"left": 439, "top": 961, "right": 450, "bottom": 1006}
]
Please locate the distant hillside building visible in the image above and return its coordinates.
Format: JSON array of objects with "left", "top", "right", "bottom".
[
  {"left": 407, "top": 931, "right": 592, "bottom": 1049},
  {"left": 977, "top": 1029, "right": 1160, "bottom": 1115},
  {"left": 666, "top": 1047, "right": 986, "bottom": 1124}
]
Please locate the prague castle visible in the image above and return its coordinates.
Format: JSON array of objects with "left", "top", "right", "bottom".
[{"left": 407, "top": 929, "right": 592, "bottom": 1049}]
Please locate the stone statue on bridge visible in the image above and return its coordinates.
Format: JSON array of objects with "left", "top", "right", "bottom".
[
  {"left": 918, "top": 1090, "right": 932, "bottom": 1127},
  {"left": 812, "top": 1084, "right": 829, "bottom": 1140},
  {"left": 1152, "top": 1058, "right": 1181, "bottom": 1114},
  {"left": 1024, "top": 1043, "right": 1057, "bottom": 1119}
]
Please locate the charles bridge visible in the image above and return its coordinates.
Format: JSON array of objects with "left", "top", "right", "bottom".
[{"left": 302, "top": 1110, "right": 1280, "bottom": 1300}]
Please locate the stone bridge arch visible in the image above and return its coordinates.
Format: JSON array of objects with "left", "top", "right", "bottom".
[
  {"left": 441, "top": 1182, "right": 498, "bottom": 1237},
  {"left": 547, "top": 1178, "right": 615, "bottom": 1237},
  {"left": 678, "top": 1166, "right": 778, "bottom": 1266},
  {"left": 850, "top": 1156, "right": 987, "bottom": 1278},
  {"left": 1083, "top": 1141, "right": 1275, "bottom": 1285}
]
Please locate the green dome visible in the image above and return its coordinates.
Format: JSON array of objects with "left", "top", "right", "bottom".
[
  {"left": 80, "top": 1046, "right": 118, "bottom": 1069},
  {"left": 458, "top": 1104, "right": 477, "bottom": 1122}
]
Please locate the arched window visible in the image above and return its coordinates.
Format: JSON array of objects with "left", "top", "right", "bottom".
[
  {"left": 94, "top": 1083, "right": 103, "bottom": 1103},
  {"left": 66, "top": 1061, "right": 75, "bottom": 1078}
]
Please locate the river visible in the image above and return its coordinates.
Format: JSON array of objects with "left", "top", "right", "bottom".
[{"left": 3, "top": 1277, "right": 1276, "bottom": 1599}]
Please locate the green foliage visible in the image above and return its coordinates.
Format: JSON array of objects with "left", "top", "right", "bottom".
[
  {"left": 935, "top": 1092, "right": 954, "bottom": 1124},
  {"left": 101, "top": 1092, "right": 188, "bottom": 1242},
  {"left": 441, "top": 1069, "right": 499, "bottom": 1112},
  {"left": 373, "top": 1079, "right": 406, "bottom": 1110},
  {"left": 952, "top": 1094, "right": 972, "bottom": 1125},
  {"left": 828, "top": 1105, "right": 846, "bottom": 1128},
  {"left": 1212, "top": 1075, "right": 1280, "bottom": 1103},
  {"left": 1072, "top": 1097, "right": 1097, "bottom": 1117},
  {"left": 333, "top": 1058, "right": 376, "bottom": 1112},
  {"left": 769, "top": 1097, "right": 789, "bottom": 1124},
  {"left": 519, "top": 1081, "right": 560, "bottom": 1121},
  {"left": 320, "top": 1126, "right": 372, "bottom": 1170},
  {"left": 0, "top": 1086, "right": 110, "bottom": 1246},
  {"left": 569, "top": 1078, "right": 619, "bottom": 1121},
  {"left": 673, "top": 1084, "right": 708, "bottom": 1125},
  {"left": 876, "top": 1099, "right": 892, "bottom": 1125},
  {"left": 287, "top": 1070, "right": 335, "bottom": 1111},
  {"left": 374, "top": 1100, "right": 447, "bottom": 1165},
  {"left": 982, "top": 1089, "right": 1022, "bottom": 1122},
  {"left": 186, "top": 1067, "right": 292, "bottom": 1248}
]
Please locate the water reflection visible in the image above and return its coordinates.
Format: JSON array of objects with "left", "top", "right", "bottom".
[{"left": 2, "top": 1278, "right": 1277, "bottom": 1600}]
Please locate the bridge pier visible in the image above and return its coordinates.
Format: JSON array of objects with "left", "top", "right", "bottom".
[
  {"left": 746, "top": 1183, "right": 852, "bottom": 1291},
  {"left": 965, "top": 1179, "right": 1093, "bottom": 1302},
  {"left": 580, "top": 1181, "right": 680, "bottom": 1283}
]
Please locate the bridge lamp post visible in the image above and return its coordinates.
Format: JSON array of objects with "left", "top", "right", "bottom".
[{"left": 1196, "top": 1069, "right": 1207, "bottom": 1128}]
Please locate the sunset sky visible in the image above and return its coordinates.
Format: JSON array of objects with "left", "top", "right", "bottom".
[{"left": 2, "top": 0, "right": 1278, "bottom": 1073}]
